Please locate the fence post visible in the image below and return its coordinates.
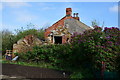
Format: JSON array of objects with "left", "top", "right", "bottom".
[{"left": 101, "top": 61, "right": 105, "bottom": 80}]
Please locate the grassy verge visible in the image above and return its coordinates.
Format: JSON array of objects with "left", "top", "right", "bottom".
[{"left": 1, "top": 60, "right": 64, "bottom": 71}]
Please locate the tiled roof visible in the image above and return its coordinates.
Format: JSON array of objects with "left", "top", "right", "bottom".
[{"left": 64, "top": 18, "right": 92, "bottom": 34}]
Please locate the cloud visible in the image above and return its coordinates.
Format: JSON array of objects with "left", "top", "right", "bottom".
[
  {"left": 4, "top": 2, "right": 30, "bottom": 8},
  {"left": 17, "top": 14, "right": 37, "bottom": 23},
  {"left": 42, "top": 7, "right": 55, "bottom": 10},
  {"left": 64, "top": 2, "right": 73, "bottom": 8},
  {"left": 13, "top": 11, "right": 37, "bottom": 23},
  {"left": 37, "top": 3, "right": 56, "bottom": 10},
  {"left": 109, "top": 5, "right": 119, "bottom": 12}
]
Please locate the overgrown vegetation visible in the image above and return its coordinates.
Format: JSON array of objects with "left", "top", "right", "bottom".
[
  {"left": 2, "top": 29, "right": 16, "bottom": 54},
  {"left": 15, "top": 28, "right": 44, "bottom": 42},
  {"left": 1, "top": 60, "right": 54, "bottom": 69},
  {"left": 2, "top": 21, "right": 120, "bottom": 78},
  {"left": 14, "top": 26, "right": 120, "bottom": 79},
  {"left": 2, "top": 26, "right": 44, "bottom": 54}
]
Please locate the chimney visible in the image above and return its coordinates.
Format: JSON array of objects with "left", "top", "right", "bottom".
[{"left": 66, "top": 8, "right": 72, "bottom": 17}]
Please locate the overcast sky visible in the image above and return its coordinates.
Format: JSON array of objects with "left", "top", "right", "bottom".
[{"left": 1, "top": 2, "right": 119, "bottom": 33}]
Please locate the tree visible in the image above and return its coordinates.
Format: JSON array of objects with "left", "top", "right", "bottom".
[
  {"left": 2, "top": 23, "right": 45, "bottom": 55},
  {"left": 91, "top": 20, "right": 99, "bottom": 28},
  {"left": 14, "top": 28, "right": 45, "bottom": 43},
  {"left": 91, "top": 20, "right": 105, "bottom": 30},
  {"left": 14, "top": 23, "right": 45, "bottom": 42},
  {"left": 2, "top": 29, "right": 15, "bottom": 54}
]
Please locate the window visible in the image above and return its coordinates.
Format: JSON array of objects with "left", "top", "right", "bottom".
[{"left": 54, "top": 36, "right": 62, "bottom": 44}]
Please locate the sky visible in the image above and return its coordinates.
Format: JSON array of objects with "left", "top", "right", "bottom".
[{"left": 0, "top": 2, "right": 119, "bottom": 33}]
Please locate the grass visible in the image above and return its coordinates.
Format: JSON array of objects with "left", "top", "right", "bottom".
[
  {"left": 1, "top": 57, "right": 71, "bottom": 76},
  {"left": 1, "top": 58, "right": 82, "bottom": 72},
  {"left": 1, "top": 59, "right": 63, "bottom": 71}
]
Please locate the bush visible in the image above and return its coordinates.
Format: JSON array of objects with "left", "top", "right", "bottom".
[
  {"left": 32, "top": 44, "right": 72, "bottom": 68},
  {"left": 70, "top": 69, "right": 94, "bottom": 79},
  {"left": 116, "top": 55, "right": 120, "bottom": 75},
  {"left": 16, "top": 26, "right": 120, "bottom": 78},
  {"left": 70, "top": 26, "right": 120, "bottom": 72}
]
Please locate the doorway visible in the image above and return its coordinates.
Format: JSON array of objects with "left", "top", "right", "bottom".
[{"left": 54, "top": 36, "right": 62, "bottom": 44}]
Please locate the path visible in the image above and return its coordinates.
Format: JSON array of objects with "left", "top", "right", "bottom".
[{"left": 2, "top": 63, "right": 70, "bottom": 79}]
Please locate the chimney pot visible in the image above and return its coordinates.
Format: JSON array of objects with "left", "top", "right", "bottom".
[
  {"left": 76, "top": 13, "right": 78, "bottom": 17},
  {"left": 73, "top": 13, "right": 75, "bottom": 17}
]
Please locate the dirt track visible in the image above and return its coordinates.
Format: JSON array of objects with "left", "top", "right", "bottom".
[{"left": 2, "top": 63, "right": 70, "bottom": 79}]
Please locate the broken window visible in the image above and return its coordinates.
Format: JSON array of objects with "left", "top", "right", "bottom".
[{"left": 54, "top": 36, "right": 62, "bottom": 44}]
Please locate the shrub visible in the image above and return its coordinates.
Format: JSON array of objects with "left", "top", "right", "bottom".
[
  {"left": 70, "top": 26, "right": 120, "bottom": 72},
  {"left": 16, "top": 26, "right": 120, "bottom": 78},
  {"left": 32, "top": 44, "right": 72, "bottom": 68}
]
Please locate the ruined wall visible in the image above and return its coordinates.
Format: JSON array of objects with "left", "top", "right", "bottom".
[
  {"left": 44, "top": 16, "right": 74, "bottom": 43},
  {"left": 13, "top": 35, "right": 42, "bottom": 53},
  {"left": 45, "top": 24, "right": 72, "bottom": 44},
  {"left": 45, "top": 17, "right": 70, "bottom": 38}
]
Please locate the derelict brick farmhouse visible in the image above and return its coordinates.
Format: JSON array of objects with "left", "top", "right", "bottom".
[
  {"left": 12, "top": 8, "right": 92, "bottom": 53},
  {"left": 44, "top": 8, "right": 92, "bottom": 44}
]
